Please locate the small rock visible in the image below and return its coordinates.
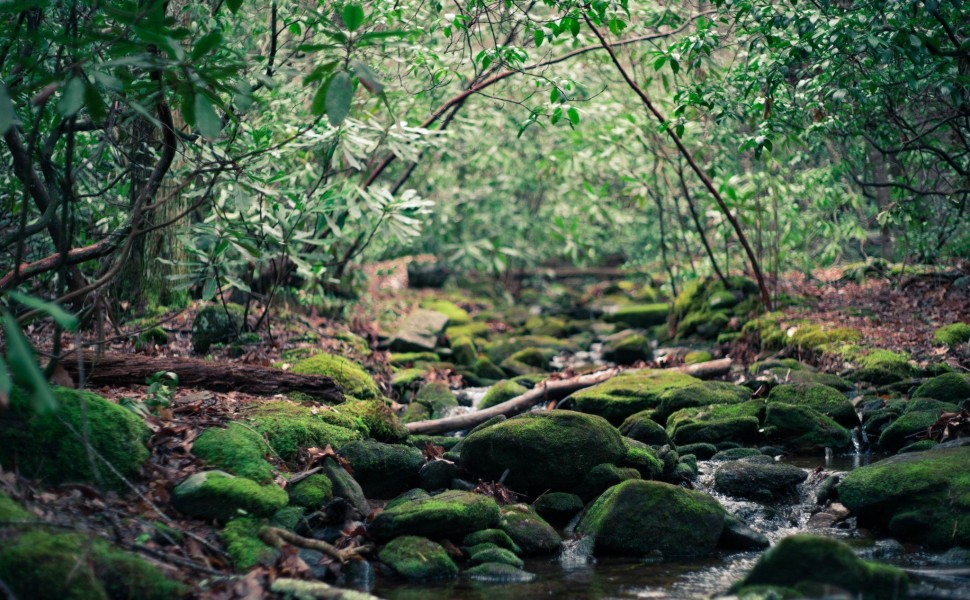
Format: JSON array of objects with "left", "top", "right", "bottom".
[
  {"left": 465, "top": 562, "right": 536, "bottom": 583},
  {"left": 713, "top": 461, "right": 807, "bottom": 502}
]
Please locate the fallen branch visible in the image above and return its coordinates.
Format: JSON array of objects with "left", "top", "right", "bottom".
[
  {"left": 59, "top": 350, "right": 342, "bottom": 401},
  {"left": 271, "top": 578, "right": 381, "bottom": 600},
  {"left": 259, "top": 526, "right": 370, "bottom": 564},
  {"left": 406, "top": 360, "right": 732, "bottom": 435}
]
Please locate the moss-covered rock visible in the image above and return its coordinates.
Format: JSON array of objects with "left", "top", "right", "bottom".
[
  {"left": 333, "top": 399, "right": 408, "bottom": 443},
  {"left": 389, "top": 309, "right": 450, "bottom": 352},
  {"left": 763, "top": 403, "right": 852, "bottom": 452},
  {"left": 221, "top": 517, "right": 278, "bottom": 570},
  {"left": 733, "top": 534, "right": 908, "bottom": 600},
  {"left": 684, "top": 350, "right": 713, "bottom": 365},
  {"left": 465, "top": 562, "right": 537, "bottom": 583},
  {"left": 767, "top": 383, "right": 858, "bottom": 428},
  {"left": 468, "top": 545, "right": 523, "bottom": 568},
  {"left": 675, "top": 442, "right": 718, "bottom": 460},
  {"left": 605, "top": 303, "right": 669, "bottom": 328},
  {"left": 450, "top": 336, "right": 478, "bottom": 366},
  {"left": 838, "top": 446, "right": 970, "bottom": 547},
  {"left": 499, "top": 506, "right": 561, "bottom": 555},
  {"left": 193, "top": 423, "right": 274, "bottom": 484},
  {"left": 473, "top": 356, "right": 507, "bottom": 381},
  {"left": 618, "top": 411, "right": 671, "bottom": 445},
  {"left": 713, "top": 461, "right": 808, "bottom": 502},
  {"left": 407, "top": 381, "right": 458, "bottom": 421},
  {"left": 532, "top": 493, "right": 584, "bottom": 528},
  {"left": 913, "top": 372, "right": 970, "bottom": 402},
  {"left": 420, "top": 300, "right": 470, "bottom": 326},
  {"left": 378, "top": 536, "right": 458, "bottom": 580},
  {"left": 479, "top": 380, "right": 528, "bottom": 410},
  {"left": 289, "top": 353, "right": 380, "bottom": 400},
  {"left": 620, "top": 438, "right": 664, "bottom": 479},
  {"left": 192, "top": 303, "right": 244, "bottom": 353},
  {"left": 320, "top": 457, "right": 369, "bottom": 515},
  {"left": 389, "top": 352, "right": 440, "bottom": 367},
  {"left": 574, "top": 463, "right": 641, "bottom": 502},
  {"left": 0, "top": 530, "right": 186, "bottom": 600},
  {"left": 462, "top": 529, "right": 522, "bottom": 554},
  {"left": 247, "top": 402, "right": 361, "bottom": 461},
  {"left": 524, "top": 315, "right": 575, "bottom": 337},
  {"left": 391, "top": 368, "right": 428, "bottom": 395},
  {"left": 369, "top": 490, "right": 500, "bottom": 540},
  {"left": 287, "top": 474, "right": 333, "bottom": 508},
  {"left": 666, "top": 400, "right": 765, "bottom": 446},
  {"left": 877, "top": 400, "right": 956, "bottom": 452},
  {"left": 0, "top": 387, "right": 149, "bottom": 491},
  {"left": 136, "top": 326, "right": 170, "bottom": 348},
  {"left": 577, "top": 480, "right": 725, "bottom": 558},
  {"left": 172, "top": 470, "right": 288, "bottom": 520},
  {"left": 0, "top": 492, "right": 31, "bottom": 521},
  {"left": 337, "top": 440, "right": 423, "bottom": 499},
  {"left": 601, "top": 331, "right": 651, "bottom": 365},
  {"left": 458, "top": 410, "right": 626, "bottom": 495},
  {"left": 933, "top": 323, "right": 970, "bottom": 347},
  {"left": 568, "top": 369, "right": 701, "bottom": 425},
  {"left": 677, "top": 310, "right": 731, "bottom": 340},
  {"left": 653, "top": 382, "right": 752, "bottom": 424},
  {"left": 499, "top": 347, "right": 549, "bottom": 377},
  {"left": 852, "top": 350, "right": 917, "bottom": 385},
  {"left": 445, "top": 321, "right": 490, "bottom": 341},
  {"left": 483, "top": 335, "right": 577, "bottom": 364}
]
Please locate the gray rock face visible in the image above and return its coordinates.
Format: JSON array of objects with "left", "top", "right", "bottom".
[
  {"left": 389, "top": 309, "right": 449, "bottom": 352},
  {"left": 713, "top": 460, "right": 807, "bottom": 502}
]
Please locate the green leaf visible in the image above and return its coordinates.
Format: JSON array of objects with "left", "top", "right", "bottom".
[
  {"left": 226, "top": 0, "right": 243, "bottom": 13},
  {"left": 83, "top": 82, "right": 106, "bottom": 122},
  {"left": 8, "top": 292, "right": 78, "bottom": 331},
  {"left": 0, "top": 358, "right": 10, "bottom": 407},
  {"left": 654, "top": 55, "right": 667, "bottom": 70},
  {"left": 58, "top": 77, "right": 85, "bottom": 117},
  {"left": 202, "top": 276, "right": 217, "bottom": 301},
  {"left": 191, "top": 30, "right": 223, "bottom": 61},
  {"left": 551, "top": 106, "right": 563, "bottom": 125},
  {"left": 534, "top": 29, "right": 543, "bottom": 47},
  {"left": 311, "top": 76, "right": 331, "bottom": 116},
  {"left": 351, "top": 60, "right": 383, "bottom": 95},
  {"left": 325, "top": 71, "right": 353, "bottom": 126},
  {"left": 194, "top": 92, "right": 222, "bottom": 140},
  {"left": 567, "top": 107, "right": 580, "bottom": 126},
  {"left": 2, "top": 313, "right": 56, "bottom": 414},
  {"left": 342, "top": 3, "right": 365, "bottom": 32},
  {"left": 0, "top": 84, "right": 14, "bottom": 135}
]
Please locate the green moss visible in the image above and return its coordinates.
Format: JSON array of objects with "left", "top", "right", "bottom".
[
  {"left": 337, "top": 440, "right": 424, "bottom": 499},
  {"left": 450, "top": 335, "right": 478, "bottom": 366},
  {"left": 289, "top": 353, "right": 380, "bottom": 400},
  {"left": 853, "top": 350, "right": 917, "bottom": 385},
  {"left": 912, "top": 372, "right": 970, "bottom": 401},
  {"left": 192, "top": 302, "right": 244, "bottom": 353},
  {"left": 0, "top": 492, "right": 31, "bottom": 521},
  {"left": 391, "top": 367, "right": 428, "bottom": 393},
  {"left": 379, "top": 535, "right": 458, "bottom": 580},
  {"left": 469, "top": 546, "right": 524, "bottom": 568},
  {"left": 193, "top": 423, "right": 274, "bottom": 483},
  {"left": 574, "top": 463, "right": 641, "bottom": 502},
  {"left": 684, "top": 350, "right": 713, "bottom": 365},
  {"left": 499, "top": 507, "right": 562, "bottom": 555},
  {"left": 524, "top": 316, "right": 574, "bottom": 337},
  {"left": 877, "top": 403, "right": 954, "bottom": 452},
  {"left": 619, "top": 412, "right": 671, "bottom": 445},
  {"left": 569, "top": 369, "right": 701, "bottom": 425},
  {"left": 677, "top": 310, "right": 730, "bottom": 339},
  {"left": 0, "top": 530, "right": 186, "bottom": 600},
  {"left": 0, "top": 387, "right": 149, "bottom": 491},
  {"left": 247, "top": 401, "right": 361, "bottom": 461},
  {"left": 420, "top": 299, "right": 470, "bottom": 326},
  {"left": 473, "top": 356, "right": 506, "bottom": 380},
  {"left": 444, "top": 322, "right": 489, "bottom": 340},
  {"left": 763, "top": 403, "right": 852, "bottom": 452},
  {"left": 172, "top": 471, "right": 289, "bottom": 520},
  {"left": 789, "top": 325, "right": 863, "bottom": 352},
  {"left": 653, "top": 382, "right": 752, "bottom": 424},
  {"left": 605, "top": 303, "right": 670, "bottom": 328},
  {"left": 221, "top": 518, "right": 278, "bottom": 571},
  {"left": 333, "top": 399, "right": 408, "bottom": 443},
  {"left": 389, "top": 352, "right": 440, "bottom": 366},
  {"left": 369, "top": 490, "right": 501, "bottom": 540},
  {"left": 933, "top": 322, "right": 970, "bottom": 346},
  {"left": 749, "top": 358, "right": 805, "bottom": 374},
  {"left": 480, "top": 380, "right": 528, "bottom": 410},
  {"left": 287, "top": 474, "right": 333, "bottom": 507},
  {"left": 462, "top": 529, "right": 522, "bottom": 554},
  {"left": 742, "top": 312, "right": 790, "bottom": 350},
  {"left": 136, "top": 326, "right": 169, "bottom": 347},
  {"left": 767, "top": 383, "right": 857, "bottom": 427},
  {"left": 271, "top": 506, "right": 305, "bottom": 530},
  {"left": 411, "top": 382, "right": 457, "bottom": 419},
  {"left": 601, "top": 332, "right": 651, "bottom": 365},
  {"left": 483, "top": 335, "right": 578, "bottom": 363},
  {"left": 734, "top": 534, "right": 907, "bottom": 600},
  {"left": 666, "top": 400, "right": 765, "bottom": 446},
  {"left": 621, "top": 438, "right": 664, "bottom": 479}
]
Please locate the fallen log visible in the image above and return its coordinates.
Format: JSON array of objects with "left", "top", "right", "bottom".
[
  {"left": 59, "top": 350, "right": 343, "bottom": 402},
  {"left": 405, "top": 358, "right": 733, "bottom": 435}
]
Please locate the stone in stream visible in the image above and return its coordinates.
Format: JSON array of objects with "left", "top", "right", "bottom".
[
  {"left": 652, "top": 381, "right": 752, "bottom": 424},
  {"left": 458, "top": 410, "right": 627, "bottom": 495},
  {"left": 713, "top": 460, "right": 808, "bottom": 502},
  {"left": 337, "top": 440, "right": 424, "bottom": 499},
  {"left": 719, "top": 513, "right": 770, "bottom": 550},
  {"left": 468, "top": 546, "right": 523, "bottom": 568},
  {"left": 388, "top": 309, "right": 450, "bottom": 352},
  {"left": 172, "top": 471, "right": 288, "bottom": 520},
  {"left": 600, "top": 330, "right": 651, "bottom": 365},
  {"left": 912, "top": 372, "right": 970, "bottom": 402},
  {"left": 837, "top": 445, "right": 970, "bottom": 547},
  {"left": 499, "top": 506, "right": 562, "bottom": 555},
  {"left": 567, "top": 369, "right": 701, "bottom": 425},
  {"left": 577, "top": 480, "right": 725, "bottom": 558},
  {"left": 573, "top": 463, "right": 641, "bottom": 503},
  {"left": 532, "top": 492, "right": 584, "bottom": 528},
  {"left": 465, "top": 562, "right": 537, "bottom": 583},
  {"left": 377, "top": 536, "right": 458, "bottom": 580},
  {"left": 666, "top": 400, "right": 764, "bottom": 446},
  {"left": 762, "top": 403, "right": 852, "bottom": 452},
  {"left": 462, "top": 529, "right": 522, "bottom": 554},
  {"left": 731, "top": 534, "right": 908, "bottom": 600},
  {"left": 877, "top": 398, "right": 959, "bottom": 452},
  {"left": 766, "top": 382, "right": 859, "bottom": 428},
  {"left": 368, "top": 490, "right": 500, "bottom": 541}
]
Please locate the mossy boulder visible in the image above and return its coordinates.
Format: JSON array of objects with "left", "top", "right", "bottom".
[
  {"left": 462, "top": 529, "right": 522, "bottom": 554},
  {"left": 933, "top": 323, "right": 970, "bottom": 347},
  {"left": 172, "top": 470, "right": 288, "bottom": 520},
  {"left": 465, "top": 562, "right": 536, "bottom": 583},
  {"left": 877, "top": 399, "right": 957, "bottom": 452},
  {"left": 289, "top": 353, "right": 380, "bottom": 400},
  {"left": 666, "top": 400, "right": 765, "bottom": 446},
  {"left": 838, "top": 446, "right": 970, "bottom": 547},
  {"left": 406, "top": 381, "right": 458, "bottom": 421},
  {"left": 620, "top": 438, "right": 664, "bottom": 479},
  {"left": 733, "top": 534, "right": 908, "bottom": 600},
  {"left": 601, "top": 331, "right": 651, "bottom": 365},
  {"left": 605, "top": 303, "right": 669, "bottom": 328},
  {"left": 247, "top": 402, "right": 361, "bottom": 461},
  {"left": 653, "top": 381, "right": 752, "bottom": 424},
  {"left": 767, "top": 383, "right": 858, "bottom": 428},
  {"left": 577, "top": 480, "right": 725, "bottom": 558},
  {"left": 677, "top": 310, "right": 731, "bottom": 340},
  {"left": 713, "top": 461, "right": 808, "bottom": 502},
  {"left": 378, "top": 536, "right": 458, "bottom": 580},
  {"left": 192, "top": 302, "right": 244, "bottom": 353},
  {"left": 468, "top": 546, "right": 523, "bottom": 568},
  {"left": 499, "top": 506, "right": 561, "bottom": 555},
  {"left": 389, "top": 309, "right": 450, "bottom": 352},
  {"left": 479, "top": 380, "right": 528, "bottom": 410},
  {"left": 763, "top": 403, "right": 852, "bottom": 452},
  {"left": 193, "top": 423, "right": 274, "bottom": 483},
  {"left": 287, "top": 474, "right": 333, "bottom": 508},
  {"left": 389, "top": 352, "right": 439, "bottom": 367},
  {"left": 913, "top": 372, "right": 970, "bottom": 402},
  {"left": 852, "top": 350, "right": 917, "bottom": 385},
  {"left": 337, "top": 440, "right": 424, "bottom": 499},
  {"left": 568, "top": 369, "right": 701, "bottom": 425},
  {"left": 675, "top": 442, "right": 718, "bottom": 460},
  {"left": 499, "top": 347, "right": 549, "bottom": 377},
  {"left": 320, "top": 457, "right": 369, "bottom": 515},
  {"left": 333, "top": 399, "right": 408, "bottom": 443},
  {"left": 0, "top": 387, "right": 149, "bottom": 491},
  {"left": 473, "top": 356, "right": 507, "bottom": 381},
  {"left": 618, "top": 411, "right": 671, "bottom": 445},
  {"left": 0, "top": 530, "right": 186, "bottom": 600},
  {"left": 369, "top": 490, "right": 500, "bottom": 540},
  {"left": 391, "top": 368, "right": 428, "bottom": 394},
  {"left": 459, "top": 410, "right": 626, "bottom": 495},
  {"left": 574, "top": 463, "right": 641, "bottom": 502},
  {"left": 221, "top": 517, "right": 278, "bottom": 570},
  {"left": 483, "top": 335, "right": 577, "bottom": 364},
  {"left": 450, "top": 336, "right": 478, "bottom": 366},
  {"left": 420, "top": 299, "right": 470, "bottom": 326},
  {"left": 532, "top": 493, "right": 584, "bottom": 528}
]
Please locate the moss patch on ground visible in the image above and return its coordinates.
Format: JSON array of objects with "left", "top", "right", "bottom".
[
  {"left": 193, "top": 423, "right": 275, "bottom": 483},
  {"left": 289, "top": 353, "right": 381, "bottom": 399},
  {"left": 172, "top": 470, "right": 289, "bottom": 520},
  {"left": 221, "top": 518, "right": 278, "bottom": 570},
  {"left": 246, "top": 401, "right": 362, "bottom": 461},
  {"left": 569, "top": 369, "right": 701, "bottom": 425},
  {"left": 933, "top": 322, "right": 970, "bottom": 346}
]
